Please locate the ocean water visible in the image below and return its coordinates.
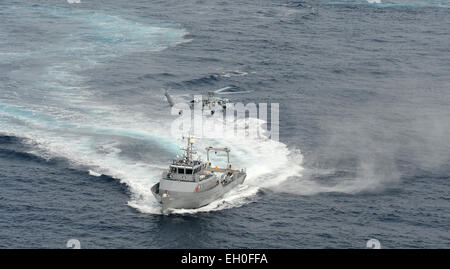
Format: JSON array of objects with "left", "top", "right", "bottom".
[{"left": 0, "top": 0, "right": 449, "bottom": 248}]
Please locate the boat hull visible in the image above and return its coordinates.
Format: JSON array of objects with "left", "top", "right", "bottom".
[{"left": 151, "top": 172, "right": 246, "bottom": 214}]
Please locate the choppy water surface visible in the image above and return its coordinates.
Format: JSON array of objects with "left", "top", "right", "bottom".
[{"left": 0, "top": 0, "right": 449, "bottom": 248}]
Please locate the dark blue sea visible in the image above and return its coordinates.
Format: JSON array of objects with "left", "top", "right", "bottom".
[{"left": 0, "top": 0, "right": 449, "bottom": 248}]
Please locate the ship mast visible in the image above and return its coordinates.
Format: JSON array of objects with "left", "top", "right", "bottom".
[{"left": 181, "top": 136, "right": 197, "bottom": 163}]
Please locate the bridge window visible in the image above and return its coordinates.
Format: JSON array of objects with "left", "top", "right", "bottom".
[
  {"left": 178, "top": 168, "right": 185, "bottom": 174},
  {"left": 186, "top": 168, "right": 193, "bottom": 174},
  {"left": 171, "top": 167, "right": 177, "bottom": 173}
]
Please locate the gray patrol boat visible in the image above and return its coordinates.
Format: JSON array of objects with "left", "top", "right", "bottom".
[{"left": 151, "top": 137, "right": 246, "bottom": 213}]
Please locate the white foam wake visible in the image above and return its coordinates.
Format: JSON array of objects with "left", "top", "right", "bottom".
[
  {"left": 0, "top": 5, "right": 305, "bottom": 215},
  {"left": 129, "top": 116, "right": 304, "bottom": 215}
]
